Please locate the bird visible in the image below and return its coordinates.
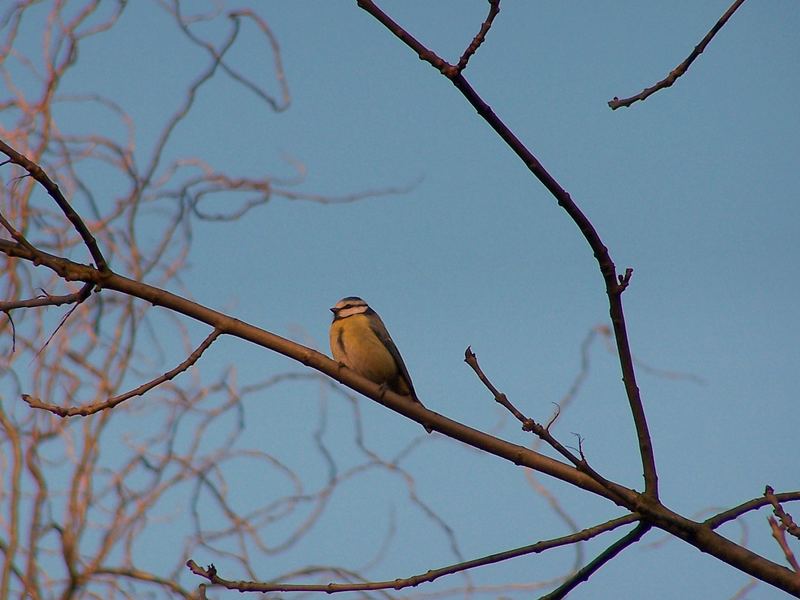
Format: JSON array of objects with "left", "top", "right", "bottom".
[{"left": 329, "top": 296, "right": 432, "bottom": 433}]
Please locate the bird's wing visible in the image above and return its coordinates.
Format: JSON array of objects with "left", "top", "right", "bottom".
[{"left": 369, "top": 318, "right": 418, "bottom": 399}]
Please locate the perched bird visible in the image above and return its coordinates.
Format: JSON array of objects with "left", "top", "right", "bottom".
[{"left": 329, "top": 296, "right": 432, "bottom": 433}]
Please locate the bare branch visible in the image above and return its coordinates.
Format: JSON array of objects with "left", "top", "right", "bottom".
[
  {"left": 455, "top": 0, "right": 501, "bottom": 73},
  {"left": 357, "top": 0, "right": 659, "bottom": 501},
  {"left": 0, "top": 282, "right": 93, "bottom": 311},
  {"left": 540, "top": 523, "right": 652, "bottom": 600},
  {"left": 0, "top": 139, "right": 109, "bottom": 272},
  {"left": 768, "top": 518, "right": 800, "bottom": 575},
  {"left": 766, "top": 486, "right": 800, "bottom": 540},
  {"left": 704, "top": 491, "right": 800, "bottom": 530},
  {"left": 355, "top": 3, "right": 800, "bottom": 595},
  {"left": 464, "top": 346, "right": 625, "bottom": 502},
  {"left": 609, "top": 0, "right": 748, "bottom": 109},
  {"left": 187, "top": 514, "right": 640, "bottom": 593},
  {"left": 22, "top": 328, "right": 223, "bottom": 417}
]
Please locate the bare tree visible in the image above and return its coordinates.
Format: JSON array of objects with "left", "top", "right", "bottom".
[
  {"left": 1, "top": 1, "right": 798, "bottom": 599},
  {"left": 0, "top": 3, "right": 441, "bottom": 599}
]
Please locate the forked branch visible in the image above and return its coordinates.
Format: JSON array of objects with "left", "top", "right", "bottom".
[{"left": 356, "top": 0, "right": 658, "bottom": 500}]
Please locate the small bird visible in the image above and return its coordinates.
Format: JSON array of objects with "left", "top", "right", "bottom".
[{"left": 329, "top": 296, "right": 432, "bottom": 433}]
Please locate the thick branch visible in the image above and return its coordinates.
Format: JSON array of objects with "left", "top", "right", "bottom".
[
  {"left": 0, "top": 236, "right": 614, "bottom": 500},
  {"left": 4, "top": 230, "right": 799, "bottom": 594}
]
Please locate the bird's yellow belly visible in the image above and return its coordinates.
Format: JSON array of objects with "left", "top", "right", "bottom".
[{"left": 332, "top": 320, "right": 398, "bottom": 384}]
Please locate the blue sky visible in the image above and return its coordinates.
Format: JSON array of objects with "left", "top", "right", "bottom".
[{"left": 4, "top": 1, "right": 799, "bottom": 598}]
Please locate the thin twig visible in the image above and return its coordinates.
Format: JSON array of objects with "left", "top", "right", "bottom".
[
  {"left": 540, "top": 522, "right": 651, "bottom": 600},
  {"left": 768, "top": 517, "right": 800, "bottom": 575},
  {"left": 0, "top": 139, "right": 109, "bottom": 272},
  {"left": 0, "top": 282, "right": 93, "bottom": 311},
  {"left": 464, "top": 346, "right": 624, "bottom": 501},
  {"left": 704, "top": 491, "right": 800, "bottom": 531},
  {"left": 23, "top": 328, "right": 223, "bottom": 417},
  {"left": 356, "top": 0, "right": 659, "bottom": 501},
  {"left": 766, "top": 486, "right": 800, "bottom": 540},
  {"left": 455, "top": 0, "right": 500, "bottom": 73},
  {"left": 608, "top": 0, "right": 748, "bottom": 109},
  {"left": 187, "top": 514, "right": 640, "bottom": 593}
]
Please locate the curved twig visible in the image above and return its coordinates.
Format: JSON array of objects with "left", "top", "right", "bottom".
[
  {"left": 608, "top": 0, "right": 748, "bottom": 109},
  {"left": 22, "top": 328, "right": 223, "bottom": 417}
]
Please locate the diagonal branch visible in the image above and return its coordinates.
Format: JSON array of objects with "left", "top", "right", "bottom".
[
  {"left": 186, "top": 514, "right": 641, "bottom": 593},
  {"left": 464, "top": 346, "right": 624, "bottom": 501},
  {"left": 768, "top": 518, "right": 800, "bottom": 575},
  {"left": 455, "top": 0, "right": 501, "bottom": 73},
  {"left": 540, "top": 522, "right": 652, "bottom": 600},
  {"left": 2, "top": 139, "right": 800, "bottom": 595},
  {"left": 0, "top": 139, "right": 109, "bottom": 272},
  {"left": 356, "top": 0, "right": 659, "bottom": 500},
  {"left": 608, "top": 0, "right": 748, "bottom": 109},
  {"left": 22, "top": 328, "right": 223, "bottom": 417}
]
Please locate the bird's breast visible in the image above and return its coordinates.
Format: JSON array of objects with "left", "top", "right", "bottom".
[{"left": 330, "top": 316, "right": 398, "bottom": 384}]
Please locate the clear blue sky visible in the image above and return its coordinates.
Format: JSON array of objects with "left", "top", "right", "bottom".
[{"left": 7, "top": 2, "right": 799, "bottom": 598}]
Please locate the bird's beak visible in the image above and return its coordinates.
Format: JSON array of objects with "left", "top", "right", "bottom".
[{"left": 329, "top": 307, "right": 336, "bottom": 314}]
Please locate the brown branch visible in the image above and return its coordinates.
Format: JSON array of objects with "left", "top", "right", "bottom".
[
  {"left": 22, "top": 328, "right": 223, "bottom": 417},
  {"left": 187, "top": 514, "right": 640, "bottom": 593},
  {"left": 608, "top": 0, "right": 748, "bottom": 109},
  {"left": 170, "top": 4, "right": 291, "bottom": 112},
  {"left": 356, "top": 0, "right": 658, "bottom": 502},
  {"left": 768, "top": 518, "right": 800, "bottom": 575},
  {"left": 0, "top": 210, "right": 36, "bottom": 254},
  {"left": 766, "top": 486, "right": 800, "bottom": 540},
  {"left": 705, "top": 491, "right": 800, "bottom": 530},
  {"left": 464, "top": 346, "right": 623, "bottom": 501},
  {"left": 351, "top": 4, "right": 800, "bottom": 596},
  {"left": 2, "top": 138, "right": 799, "bottom": 594},
  {"left": 455, "top": 0, "right": 501, "bottom": 73},
  {"left": 0, "top": 233, "right": 619, "bottom": 502},
  {"left": 540, "top": 522, "right": 651, "bottom": 600},
  {"left": 0, "top": 282, "right": 93, "bottom": 311},
  {"left": 0, "top": 139, "right": 109, "bottom": 272}
]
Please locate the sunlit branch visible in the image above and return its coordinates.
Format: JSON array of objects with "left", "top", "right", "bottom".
[
  {"left": 186, "top": 514, "right": 641, "bottom": 593},
  {"left": 0, "top": 282, "right": 93, "bottom": 311},
  {"left": 22, "top": 328, "right": 223, "bottom": 417},
  {"left": 464, "top": 346, "right": 623, "bottom": 501},
  {"left": 704, "top": 491, "right": 800, "bottom": 530},
  {"left": 766, "top": 486, "right": 800, "bottom": 540},
  {"left": 0, "top": 139, "right": 108, "bottom": 272},
  {"left": 768, "top": 518, "right": 800, "bottom": 575}
]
